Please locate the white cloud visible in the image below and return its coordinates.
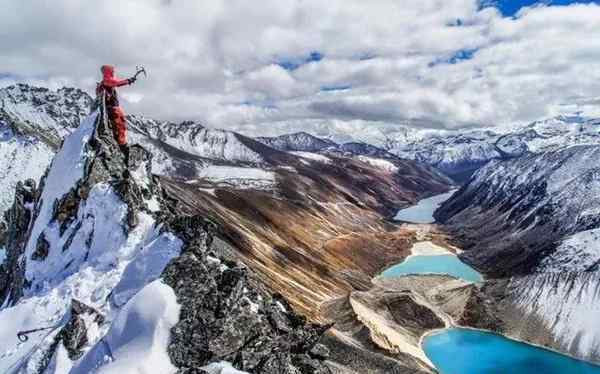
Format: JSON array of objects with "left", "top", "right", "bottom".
[{"left": 1, "top": 0, "right": 600, "bottom": 138}]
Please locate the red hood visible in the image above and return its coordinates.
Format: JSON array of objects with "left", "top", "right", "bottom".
[{"left": 101, "top": 65, "right": 115, "bottom": 79}]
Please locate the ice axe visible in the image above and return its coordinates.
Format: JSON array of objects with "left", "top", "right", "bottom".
[{"left": 133, "top": 65, "right": 147, "bottom": 80}]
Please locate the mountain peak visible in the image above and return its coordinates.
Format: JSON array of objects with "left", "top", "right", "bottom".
[{"left": 256, "top": 131, "right": 338, "bottom": 152}]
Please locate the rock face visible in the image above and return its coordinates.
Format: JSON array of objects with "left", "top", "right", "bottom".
[
  {"left": 0, "top": 179, "right": 37, "bottom": 305},
  {"left": 160, "top": 215, "right": 330, "bottom": 373},
  {"left": 436, "top": 145, "right": 600, "bottom": 276}
]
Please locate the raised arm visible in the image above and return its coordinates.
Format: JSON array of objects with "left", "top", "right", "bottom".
[{"left": 102, "top": 76, "right": 133, "bottom": 88}]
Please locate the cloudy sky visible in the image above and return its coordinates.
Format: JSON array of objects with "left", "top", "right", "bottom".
[{"left": 1, "top": 0, "right": 600, "bottom": 140}]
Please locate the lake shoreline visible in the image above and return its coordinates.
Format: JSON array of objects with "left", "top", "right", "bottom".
[{"left": 420, "top": 326, "right": 600, "bottom": 373}]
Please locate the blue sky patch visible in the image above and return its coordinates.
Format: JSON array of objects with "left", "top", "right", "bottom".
[
  {"left": 276, "top": 51, "right": 323, "bottom": 71},
  {"left": 483, "top": 0, "right": 598, "bottom": 17}
]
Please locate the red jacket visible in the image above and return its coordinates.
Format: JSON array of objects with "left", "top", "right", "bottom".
[
  {"left": 101, "top": 65, "right": 130, "bottom": 88},
  {"left": 98, "top": 65, "right": 131, "bottom": 108}
]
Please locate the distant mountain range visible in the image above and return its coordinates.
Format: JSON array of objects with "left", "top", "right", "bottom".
[{"left": 258, "top": 115, "right": 600, "bottom": 181}]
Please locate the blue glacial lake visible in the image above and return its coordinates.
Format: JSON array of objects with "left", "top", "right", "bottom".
[
  {"left": 424, "top": 328, "right": 600, "bottom": 374},
  {"left": 394, "top": 190, "right": 456, "bottom": 223},
  {"left": 381, "top": 254, "right": 483, "bottom": 283}
]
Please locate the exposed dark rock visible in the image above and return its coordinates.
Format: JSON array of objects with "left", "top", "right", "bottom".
[
  {"left": 21, "top": 299, "right": 105, "bottom": 374},
  {"left": 53, "top": 188, "right": 81, "bottom": 234},
  {"left": 309, "top": 343, "right": 330, "bottom": 360},
  {"left": 162, "top": 214, "right": 331, "bottom": 373},
  {"left": 62, "top": 221, "right": 82, "bottom": 252},
  {"left": 57, "top": 299, "right": 105, "bottom": 360},
  {"left": 0, "top": 179, "right": 37, "bottom": 305},
  {"left": 0, "top": 220, "right": 7, "bottom": 248},
  {"left": 31, "top": 232, "right": 50, "bottom": 261}
]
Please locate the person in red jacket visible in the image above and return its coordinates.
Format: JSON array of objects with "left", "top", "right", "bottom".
[{"left": 96, "top": 65, "right": 137, "bottom": 148}]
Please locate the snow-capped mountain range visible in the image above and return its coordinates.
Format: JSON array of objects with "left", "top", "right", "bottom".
[
  {"left": 258, "top": 114, "right": 600, "bottom": 181},
  {"left": 0, "top": 83, "right": 453, "bottom": 225}
]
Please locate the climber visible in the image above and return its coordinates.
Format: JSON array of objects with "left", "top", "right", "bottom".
[{"left": 96, "top": 65, "right": 137, "bottom": 165}]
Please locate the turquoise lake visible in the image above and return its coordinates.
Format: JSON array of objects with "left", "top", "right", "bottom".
[
  {"left": 394, "top": 190, "right": 456, "bottom": 223},
  {"left": 424, "top": 328, "right": 600, "bottom": 374},
  {"left": 381, "top": 254, "right": 483, "bottom": 283}
]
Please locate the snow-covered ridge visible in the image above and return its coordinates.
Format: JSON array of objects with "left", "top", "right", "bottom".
[
  {"left": 291, "top": 151, "right": 332, "bottom": 164},
  {"left": 355, "top": 156, "right": 398, "bottom": 173},
  {"left": 257, "top": 132, "right": 336, "bottom": 152},
  {"left": 0, "top": 107, "right": 330, "bottom": 373},
  {"left": 128, "top": 116, "right": 264, "bottom": 164},
  {"left": 256, "top": 132, "right": 395, "bottom": 159},
  {"left": 0, "top": 84, "right": 92, "bottom": 141},
  {"left": 260, "top": 115, "right": 600, "bottom": 181},
  {"left": 196, "top": 165, "right": 276, "bottom": 190},
  {"left": 0, "top": 111, "right": 184, "bottom": 373}
]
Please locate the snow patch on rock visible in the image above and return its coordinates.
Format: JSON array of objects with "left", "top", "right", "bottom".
[
  {"left": 356, "top": 156, "right": 398, "bottom": 173},
  {"left": 71, "top": 280, "right": 180, "bottom": 374},
  {"left": 199, "top": 165, "right": 276, "bottom": 190},
  {"left": 290, "top": 151, "right": 331, "bottom": 164}
]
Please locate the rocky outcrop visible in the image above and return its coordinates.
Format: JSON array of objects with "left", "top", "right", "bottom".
[
  {"left": 147, "top": 212, "right": 330, "bottom": 373},
  {"left": 319, "top": 295, "right": 434, "bottom": 374},
  {"left": 15, "top": 299, "right": 105, "bottom": 374},
  {"left": 0, "top": 179, "right": 37, "bottom": 305}
]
